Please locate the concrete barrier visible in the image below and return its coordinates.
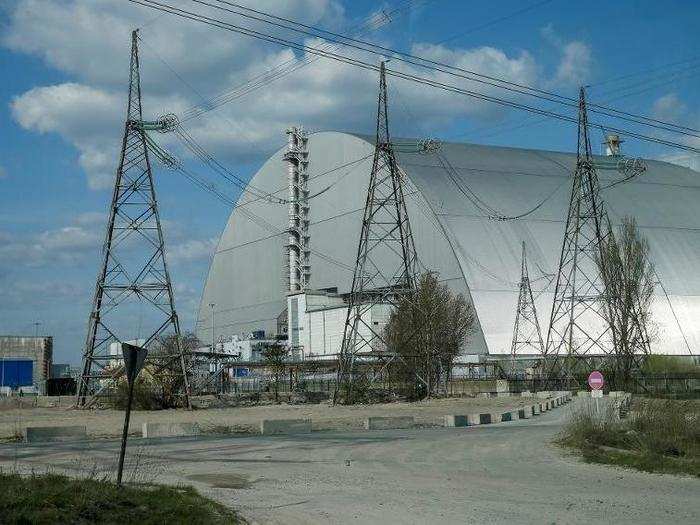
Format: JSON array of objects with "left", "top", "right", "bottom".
[
  {"left": 500, "top": 410, "right": 519, "bottom": 422},
  {"left": 577, "top": 391, "right": 590, "bottom": 397},
  {"left": 142, "top": 422, "right": 199, "bottom": 438},
  {"left": 479, "top": 413, "right": 494, "bottom": 424},
  {"left": 518, "top": 407, "right": 532, "bottom": 419},
  {"left": 466, "top": 414, "right": 482, "bottom": 426},
  {"left": 260, "top": 418, "right": 312, "bottom": 435},
  {"left": 496, "top": 392, "right": 512, "bottom": 398},
  {"left": 444, "top": 415, "right": 468, "bottom": 427},
  {"left": 536, "top": 391, "right": 552, "bottom": 399},
  {"left": 609, "top": 391, "right": 626, "bottom": 398},
  {"left": 532, "top": 404, "right": 541, "bottom": 415},
  {"left": 444, "top": 414, "right": 482, "bottom": 427},
  {"left": 495, "top": 380, "right": 509, "bottom": 393},
  {"left": 24, "top": 425, "right": 87, "bottom": 443},
  {"left": 520, "top": 391, "right": 533, "bottom": 397},
  {"left": 365, "top": 416, "right": 414, "bottom": 430}
]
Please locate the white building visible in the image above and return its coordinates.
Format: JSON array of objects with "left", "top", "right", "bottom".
[
  {"left": 287, "top": 291, "right": 392, "bottom": 360},
  {"left": 198, "top": 132, "right": 700, "bottom": 357}
]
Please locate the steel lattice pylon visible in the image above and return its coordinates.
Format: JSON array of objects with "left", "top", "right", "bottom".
[
  {"left": 510, "top": 242, "right": 545, "bottom": 372},
  {"left": 334, "top": 62, "right": 420, "bottom": 402},
  {"left": 543, "top": 87, "right": 617, "bottom": 382},
  {"left": 77, "top": 31, "right": 190, "bottom": 408}
]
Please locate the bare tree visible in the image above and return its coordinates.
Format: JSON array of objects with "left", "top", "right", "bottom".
[
  {"left": 597, "top": 217, "right": 656, "bottom": 384},
  {"left": 261, "top": 342, "right": 289, "bottom": 402},
  {"left": 385, "top": 272, "right": 475, "bottom": 399},
  {"left": 148, "top": 332, "right": 200, "bottom": 407},
  {"left": 112, "top": 332, "right": 200, "bottom": 409}
]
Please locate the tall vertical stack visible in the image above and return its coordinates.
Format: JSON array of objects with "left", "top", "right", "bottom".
[
  {"left": 77, "top": 31, "right": 190, "bottom": 408},
  {"left": 284, "top": 127, "right": 311, "bottom": 292}
]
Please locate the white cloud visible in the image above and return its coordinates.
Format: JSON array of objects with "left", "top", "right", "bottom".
[
  {"left": 652, "top": 93, "right": 686, "bottom": 124},
  {"left": 10, "top": 83, "right": 124, "bottom": 189},
  {"left": 555, "top": 41, "right": 591, "bottom": 87},
  {"left": 169, "top": 238, "right": 218, "bottom": 264},
  {"left": 6, "top": 0, "right": 561, "bottom": 190},
  {"left": 652, "top": 94, "right": 700, "bottom": 169},
  {"left": 0, "top": 210, "right": 217, "bottom": 272},
  {"left": 541, "top": 24, "right": 592, "bottom": 88},
  {"left": 0, "top": 219, "right": 102, "bottom": 267}
]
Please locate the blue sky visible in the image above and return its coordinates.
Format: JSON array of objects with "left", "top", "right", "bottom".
[{"left": 1, "top": 0, "right": 698, "bottom": 364}]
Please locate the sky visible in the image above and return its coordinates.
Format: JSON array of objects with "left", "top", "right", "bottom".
[{"left": 1, "top": 0, "right": 699, "bottom": 365}]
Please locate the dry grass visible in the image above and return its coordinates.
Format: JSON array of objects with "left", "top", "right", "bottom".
[{"left": 558, "top": 398, "right": 699, "bottom": 476}]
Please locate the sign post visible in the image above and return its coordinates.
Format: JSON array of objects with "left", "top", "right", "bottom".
[
  {"left": 117, "top": 342, "right": 148, "bottom": 486},
  {"left": 587, "top": 370, "right": 605, "bottom": 417}
]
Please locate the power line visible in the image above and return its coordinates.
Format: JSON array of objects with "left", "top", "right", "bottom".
[
  {"left": 152, "top": 146, "right": 361, "bottom": 273},
  {"left": 194, "top": 0, "right": 700, "bottom": 136},
  {"left": 126, "top": 0, "right": 700, "bottom": 154},
  {"left": 179, "top": 0, "right": 427, "bottom": 121},
  {"left": 435, "top": 0, "right": 557, "bottom": 46},
  {"left": 448, "top": 61, "right": 700, "bottom": 145}
]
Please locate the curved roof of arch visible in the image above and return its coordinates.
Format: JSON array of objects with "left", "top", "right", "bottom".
[{"left": 197, "top": 131, "right": 700, "bottom": 355}]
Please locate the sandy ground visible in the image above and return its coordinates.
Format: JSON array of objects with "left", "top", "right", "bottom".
[
  {"left": 0, "top": 396, "right": 542, "bottom": 439},
  {"left": 1, "top": 398, "right": 697, "bottom": 524}
]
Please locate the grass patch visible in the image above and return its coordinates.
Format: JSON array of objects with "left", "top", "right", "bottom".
[
  {"left": 0, "top": 472, "right": 242, "bottom": 524},
  {"left": 558, "top": 398, "right": 699, "bottom": 477}
]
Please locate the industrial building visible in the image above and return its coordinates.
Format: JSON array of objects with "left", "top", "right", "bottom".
[
  {"left": 0, "top": 335, "right": 53, "bottom": 394},
  {"left": 197, "top": 131, "right": 700, "bottom": 359}
]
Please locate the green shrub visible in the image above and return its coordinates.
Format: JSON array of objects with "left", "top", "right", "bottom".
[
  {"left": 0, "top": 472, "right": 240, "bottom": 524},
  {"left": 641, "top": 355, "right": 699, "bottom": 375},
  {"left": 111, "top": 378, "right": 166, "bottom": 410},
  {"left": 627, "top": 399, "right": 699, "bottom": 458}
]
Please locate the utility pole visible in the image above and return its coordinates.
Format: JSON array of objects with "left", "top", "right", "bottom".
[
  {"left": 543, "top": 87, "right": 616, "bottom": 386},
  {"left": 77, "top": 30, "right": 190, "bottom": 409},
  {"left": 209, "top": 302, "right": 222, "bottom": 395},
  {"left": 509, "top": 242, "right": 545, "bottom": 375},
  {"left": 334, "top": 62, "right": 421, "bottom": 404}
]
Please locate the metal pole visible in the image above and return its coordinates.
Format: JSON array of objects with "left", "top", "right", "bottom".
[
  {"left": 595, "top": 394, "right": 599, "bottom": 419},
  {"left": 210, "top": 302, "right": 222, "bottom": 395},
  {"left": 117, "top": 375, "right": 135, "bottom": 486}
]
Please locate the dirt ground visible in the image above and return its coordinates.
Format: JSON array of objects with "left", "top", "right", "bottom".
[
  {"left": 0, "top": 395, "right": 544, "bottom": 439},
  {"left": 2, "top": 399, "right": 697, "bottom": 524}
]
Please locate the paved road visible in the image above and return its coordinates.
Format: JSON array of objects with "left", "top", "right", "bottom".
[{"left": 1, "top": 399, "right": 698, "bottom": 524}]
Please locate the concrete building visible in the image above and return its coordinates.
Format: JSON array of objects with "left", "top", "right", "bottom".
[
  {"left": 0, "top": 336, "right": 53, "bottom": 394},
  {"left": 287, "top": 290, "right": 392, "bottom": 360},
  {"left": 196, "top": 332, "right": 277, "bottom": 363},
  {"left": 197, "top": 132, "right": 700, "bottom": 357}
]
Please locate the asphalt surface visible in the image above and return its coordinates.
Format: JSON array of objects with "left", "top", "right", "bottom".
[{"left": 1, "top": 399, "right": 698, "bottom": 524}]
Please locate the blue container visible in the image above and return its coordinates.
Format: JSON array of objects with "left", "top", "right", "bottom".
[{"left": 0, "top": 360, "right": 33, "bottom": 388}]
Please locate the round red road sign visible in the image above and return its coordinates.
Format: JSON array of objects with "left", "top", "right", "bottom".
[{"left": 588, "top": 370, "right": 605, "bottom": 390}]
